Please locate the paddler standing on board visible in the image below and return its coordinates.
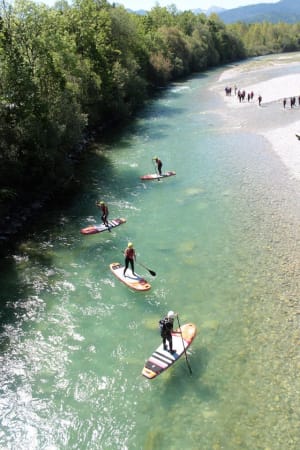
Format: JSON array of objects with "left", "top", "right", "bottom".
[
  {"left": 152, "top": 156, "right": 163, "bottom": 176},
  {"left": 123, "top": 242, "right": 136, "bottom": 277},
  {"left": 159, "top": 311, "right": 178, "bottom": 354},
  {"left": 96, "top": 200, "right": 110, "bottom": 231}
]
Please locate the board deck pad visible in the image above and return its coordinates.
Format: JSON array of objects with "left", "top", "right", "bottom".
[
  {"left": 80, "top": 218, "right": 126, "bottom": 235},
  {"left": 142, "top": 323, "right": 196, "bottom": 379},
  {"left": 140, "top": 171, "right": 176, "bottom": 181},
  {"left": 110, "top": 262, "right": 151, "bottom": 291}
]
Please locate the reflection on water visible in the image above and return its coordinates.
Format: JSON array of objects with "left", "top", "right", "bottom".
[{"left": 0, "top": 55, "right": 299, "bottom": 449}]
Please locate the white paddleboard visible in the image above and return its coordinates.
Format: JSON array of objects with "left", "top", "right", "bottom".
[{"left": 110, "top": 262, "right": 151, "bottom": 291}]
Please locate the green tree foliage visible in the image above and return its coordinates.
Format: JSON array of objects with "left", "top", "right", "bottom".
[
  {"left": 156, "top": 26, "right": 191, "bottom": 78},
  {"left": 0, "top": 0, "right": 86, "bottom": 193},
  {"left": 1, "top": 0, "right": 299, "bottom": 212},
  {"left": 229, "top": 21, "right": 300, "bottom": 56}
]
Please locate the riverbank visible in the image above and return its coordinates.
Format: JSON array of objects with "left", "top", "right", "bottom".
[{"left": 217, "top": 55, "right": 300, "bottom": 182}]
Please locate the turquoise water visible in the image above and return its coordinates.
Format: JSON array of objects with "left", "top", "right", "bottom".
[{"left": 0, "top": 55, "right": 299, "bottom": 450}]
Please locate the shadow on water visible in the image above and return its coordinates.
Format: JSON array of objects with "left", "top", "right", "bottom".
[
  {"left": 73, "top": 146, "right": 142, "bottom": 195},
  {"left": 0, "top": 130, "right": 147, "bottom": 343},
  {"left": 0, "top": 238, "right": 57, "bottom": 330},
  {"left": 0, "top": 152, "right": 107, "bottom": 331},
  {"left": 100, "top": 107, "right": 188, "bottom": 143},
  {"left": 0, "top": 255, "right": 38, "bottom": 354},
  {"left": 157, "top": 346, "right": 216, "bottom": 398},
  {"left": 142, "top": 346, "right": 217, "bottom": 450},
  {"left": 0, "top": 258, "right": 20, "bottom": 326}
]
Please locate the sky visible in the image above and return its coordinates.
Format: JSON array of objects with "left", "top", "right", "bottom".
[{"left": 112, "top": 0, "right": 278, "bottom": 11}]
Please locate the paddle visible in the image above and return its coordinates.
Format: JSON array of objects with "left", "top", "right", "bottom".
[
  {"left": 120, "top": 251, "right": 156, "bottom": 277},
  {"left": 136, "top": 261, "right": 156, "bottom": 277},
  {"left": 177, "top": 315, "right": 192, "bottom": 375}
]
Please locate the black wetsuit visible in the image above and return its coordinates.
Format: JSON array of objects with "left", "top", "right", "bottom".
[{"left": 160, "top": 317, "right": 174, "bottom": 351}]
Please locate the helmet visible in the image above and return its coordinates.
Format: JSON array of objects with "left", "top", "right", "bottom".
[
  {"left": 127, "top": 242, "right": 133, "bottom": 248},
  {"left": 153, "top": 156, "right": 158, "bottom": 160},
  {"left": 167, "top": 310, "right": 175, "bottom": 319},
  {"left": 99, "top": 201, "right": 104, "bottom": 205}
]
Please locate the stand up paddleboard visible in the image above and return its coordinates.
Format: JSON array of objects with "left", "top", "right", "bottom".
[
  {"left": 109, "top": 262, "right": 151, "bottom": 291},
  {"left": 140, "top": 171, "right": 176, "bottom": 181},
  {"left": 80, "top": 218, "right": 126, "bottom": 235},
  {"left": 142, "top": 323, "right": 196, "bottom": 379}
]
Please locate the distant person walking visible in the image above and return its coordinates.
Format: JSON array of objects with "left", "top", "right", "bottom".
[
  {"left": 258, "top": 95, "right": 262, "bottom": 106},
  {"left": 290, "top": 96, "right": 296, "bottom": 108}
]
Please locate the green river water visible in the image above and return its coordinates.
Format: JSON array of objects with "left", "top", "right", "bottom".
[{"left": 0, "top": 54, "right": 299, "bottom": 450}]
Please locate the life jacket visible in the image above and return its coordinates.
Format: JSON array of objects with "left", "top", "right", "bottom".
[
  {"left": 125, "top": 247, "right": 135, "bottom": 259},
  {"left": 159, "top": 317, "right": 173, "bottom": 334},
  {"left": 101, "top": 204, "right": 108, "bottom": 215}
]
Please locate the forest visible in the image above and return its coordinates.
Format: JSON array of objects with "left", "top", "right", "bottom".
[{"left": 1, "top": 0, "right": 300, "bottom": 220}]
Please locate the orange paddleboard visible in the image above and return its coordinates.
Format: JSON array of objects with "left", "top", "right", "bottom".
[{"left": 110, "top": 262, "right": 151, "bottom": 291}]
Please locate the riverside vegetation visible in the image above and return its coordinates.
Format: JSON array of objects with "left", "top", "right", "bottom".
[{"left": 1, "top": 0, "right": 300, "bottom": 227}]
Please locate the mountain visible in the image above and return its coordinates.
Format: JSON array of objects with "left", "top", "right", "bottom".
[
  {"left": 122, "top": 0, "right": 299, "bottom": 23},
  {"left": 192, "top": 6, "right": 226, "bottom": 15},
  {"left": 218, "top": 0, "right": 300, "bottom": 24},
  {"left": 125, "top": 5, "right": 226, "bottom": 16}
]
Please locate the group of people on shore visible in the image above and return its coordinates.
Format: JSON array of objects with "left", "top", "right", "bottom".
[
  {"left": 224, "top": 85, "right": 262, "bottom": 106},
  {"left": 225, "top": 83, "right": 300, "bottom": 110},
  {"left": 96, "top": 157, "right": 178, "bottom": 353},
  {"left": 282, "top": 96, "right": 300, "bottom": 108}
]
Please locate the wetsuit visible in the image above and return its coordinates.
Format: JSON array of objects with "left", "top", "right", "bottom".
[
  {"left": 160, "top": 317, "right": 174, "bottom": 352},
  {"left": 99, "top": 203, "right": 109, "bottom": 226},
  {"left": 156, "top": 159, "right": 162, "bottom": 175},
  {"left": 124, "top": 247, "right": 136, "bottom": 275}
]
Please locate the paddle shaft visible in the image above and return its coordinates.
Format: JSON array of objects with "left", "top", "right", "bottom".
[{"left": 177, "top": 315, "right": 192, "bottom": 375}]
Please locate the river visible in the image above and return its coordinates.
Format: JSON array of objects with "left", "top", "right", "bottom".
[{"left": 0, "top": 54, "right": 299, "bottom": 450}]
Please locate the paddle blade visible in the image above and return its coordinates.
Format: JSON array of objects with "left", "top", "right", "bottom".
[{"left": 137, "top": 261, "right": 156, "bottom": 277}]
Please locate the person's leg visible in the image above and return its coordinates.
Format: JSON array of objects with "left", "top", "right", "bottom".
[
  {"left": 167, "top": 335, "right": 175, "bottom": 353},
  {"left": 162, "top": 336, "right": 167, "bottom": 350},
  {"left": 105, "top": 214, "right": 111, "bottom": 231},
  {"left": 130, "top": 259, "right": 135, "bottom": 275},
  {"left": 124, "top": 258, "right": 129, "bottom": 276}
]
